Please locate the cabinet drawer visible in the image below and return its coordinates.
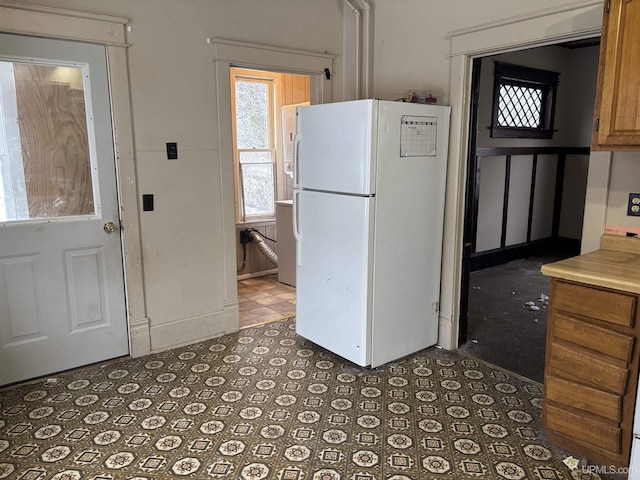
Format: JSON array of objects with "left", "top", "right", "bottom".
[
  {"left": 545, "top": 403, "right": 621, "bottom": 454},
  {"left": 545, "top": 374, "right": 622, "bottom": 422},
  {"left": 547, "top": 342, "right": 629, "bottom": 395},
  {"left": 554, "top": 281, "right": 636, "bottom": 327},
  {"left": 553, "top": 313, "right": 635, "bottom": 362}
]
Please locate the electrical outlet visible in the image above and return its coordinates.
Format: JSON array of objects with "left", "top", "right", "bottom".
[
  {"left": 240, "top": 229, "right": 252, "bottom": 244},
  {"left": 628, "top": 193, "right": 640, "bottom": 216}
]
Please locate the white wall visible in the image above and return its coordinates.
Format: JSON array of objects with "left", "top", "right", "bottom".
[
  {"left": 607, "top": 154, "right": 640, "bottom": 230},
  {"left": 372, "top": 0, "right": 577, "bottom": 103},
  {"left": 559, "top": 46, "right": 601, "bottom": 146},
  {"left": 531, "top": 155, "right": 558, "bottom": 241},
  {"left": 474, "top": 156, "right": 504, "bottom": 252}
]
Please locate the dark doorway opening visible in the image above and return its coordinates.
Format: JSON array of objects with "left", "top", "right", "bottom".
[{"left": 456, "top": 40, "right": 600, "bottom": 383}]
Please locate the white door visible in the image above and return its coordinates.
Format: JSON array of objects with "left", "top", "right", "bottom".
[{"left": 0, "top": 33, "right": 129, "bottom": 385}]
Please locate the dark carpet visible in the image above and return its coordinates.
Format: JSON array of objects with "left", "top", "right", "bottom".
[{"left": 457, "top": 253, "right": 574, "bottom": 384}]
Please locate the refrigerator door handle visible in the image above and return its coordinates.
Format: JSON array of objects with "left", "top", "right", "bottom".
[
  {"left": 293, "top": 134, "right": 301, "bottom": 189},
  {"left": 292, "top": 190, "right": 301, "bottom": 266}
]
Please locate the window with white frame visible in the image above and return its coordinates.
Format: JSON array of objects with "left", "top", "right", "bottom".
[{"left": 231, "top": 70, "right": 277, "bottom": 222}]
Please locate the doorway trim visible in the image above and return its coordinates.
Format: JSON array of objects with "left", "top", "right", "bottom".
[
  {"left": 439, "top": 0, "right": 606, "bottom": 350},
  {"left": 0, "top": 2, "right": 151, "bottom": 357},
  {"left": 211, "top": 38, "right": 333, "bottom": 332}
]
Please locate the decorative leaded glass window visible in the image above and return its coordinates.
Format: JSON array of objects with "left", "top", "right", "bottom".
[{"left": 491, "top": 62, "right": 560, "bottom": 139}]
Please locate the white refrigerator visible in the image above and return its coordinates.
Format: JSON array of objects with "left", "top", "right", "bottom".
[{"left": 292, "top": 99, "right": 450, "bottom": 368}]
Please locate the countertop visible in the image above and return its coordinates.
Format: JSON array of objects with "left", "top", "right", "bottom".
[{"left": 541, "top": 234, "right": 640, "bottom": 294}]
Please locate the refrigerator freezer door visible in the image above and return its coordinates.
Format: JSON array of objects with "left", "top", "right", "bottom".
[
  {"left": 295, "top": 189, "right": 374, "bottom": 366},
  {"left": 295, "top": 100, "right": 377, "bottom": 195}
]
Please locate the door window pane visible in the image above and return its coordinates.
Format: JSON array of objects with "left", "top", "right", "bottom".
[{"left": 0, "top": 61, "right": 95, "bottom": 221}]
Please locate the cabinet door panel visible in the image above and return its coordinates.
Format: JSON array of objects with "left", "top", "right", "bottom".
[
  {"left": 545, "top": 374, "right": 622, "bottom": 422},
  {"left": 553, "top": 313, "right": 635, "bottom": 362},
  {"left": 547, "top": 342, "right": 629, "bottom": 395},
  {"left": 545, "top": 403, "right": 621, "bottom": 454},
  {"left": 593, "top": 0, "right": 640, "bottom": 148},
  {"left": 554, "top": 281, "right": 635, "bottom": 327}
]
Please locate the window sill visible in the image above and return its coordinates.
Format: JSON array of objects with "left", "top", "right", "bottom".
[
  {"left": 236, "top": 219, "right": 276, "bottom": 228},
  {"left": 490, "top": 126, "right": 555, "bottom": 139}
]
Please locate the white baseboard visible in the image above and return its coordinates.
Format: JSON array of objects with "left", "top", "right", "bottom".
[
  {"left": 149, "top": 311, "right": 225, "bottom": 352},
  {"left": 237, "top": 269, "right": 278, "bottom": 281},
  {"left": 129, "top": 316, "right": 151, "bottom": 357},
  {"left": 224, "top": 299, "right": 239, "bottom": 333}
]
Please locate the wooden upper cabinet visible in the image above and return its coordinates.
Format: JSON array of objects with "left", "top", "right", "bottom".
[{"left": 592, "top": 0, "right": 640, "bottom": 150}]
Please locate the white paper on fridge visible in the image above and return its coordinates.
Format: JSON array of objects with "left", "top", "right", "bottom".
[{"left": 400, "top": 115, "right": 438, "bottom": 157}]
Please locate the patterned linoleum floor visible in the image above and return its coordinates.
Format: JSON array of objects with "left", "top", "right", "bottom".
[{"left": 0, "top": 317, "right": 606, "bottom": 480}]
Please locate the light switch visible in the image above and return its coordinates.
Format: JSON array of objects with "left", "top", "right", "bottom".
[
  {"left": 143, "top": 194, "right": 154, "bottom": 211},
  {"left": 166, "top": 142, "right": 178, "bottom": 160}
]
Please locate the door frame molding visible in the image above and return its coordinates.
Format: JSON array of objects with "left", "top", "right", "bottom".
[
  {"left": 210, "top": 37, "right": 333, "bottom": 332},
  {"left": 439, "top": 0, "right": 606, "bottom": 349},
  {"left": 0, "top": 2, "right": 151, "bottom": 356}
]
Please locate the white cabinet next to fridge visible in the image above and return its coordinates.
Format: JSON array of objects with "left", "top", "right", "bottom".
[{"left": 275, "top": 200, "right": 296, "bottom": 287}]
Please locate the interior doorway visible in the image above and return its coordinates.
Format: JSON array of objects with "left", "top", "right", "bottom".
[
  {"left": 457, "top": 39, "right": 600, "bottom": 382},
  {"left": 230, "top": 67, "right": 309, "bottom": 328},
  {"left": 211, "top": 38, "right": 332, "bottom": 333}
]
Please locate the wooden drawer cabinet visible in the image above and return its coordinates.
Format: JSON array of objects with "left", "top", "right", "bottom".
[
  {"left": 545, "top": 374, "right": 621, "bottom": 422},
  {"left": 592, "top": 0, "right": 640, "bottom": 150},
  {"left": 545, "top": 403, "right": 622, "bottom": 455},
  {"left": 553, "top": 282, "right": 636, "bottom": 327},
  {"left": 553, "top": 313, "right": 635, "bottom": 362},
  {"left": 543, "top": 279, "right": 640, "bottom": 466}
]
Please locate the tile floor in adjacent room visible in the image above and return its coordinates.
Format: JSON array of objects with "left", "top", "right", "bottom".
[
  {"left": 238, "top": 275, "right": 296, "bottom": 329},
  {"left": 0, "top": 317, "right": 609, "bottom": 480}
]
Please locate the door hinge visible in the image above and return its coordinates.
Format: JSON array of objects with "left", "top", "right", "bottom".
[
  {"left": 595, "top": 118, "right": 600, "bottom": 131},
  {"left": 606, "top": 0, "right": 611, "bottom": 13}
]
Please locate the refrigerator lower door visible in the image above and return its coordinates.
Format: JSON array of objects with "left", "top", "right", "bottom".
[{"left": 295, "top": 189, "right": 374, "bottom": 367}]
